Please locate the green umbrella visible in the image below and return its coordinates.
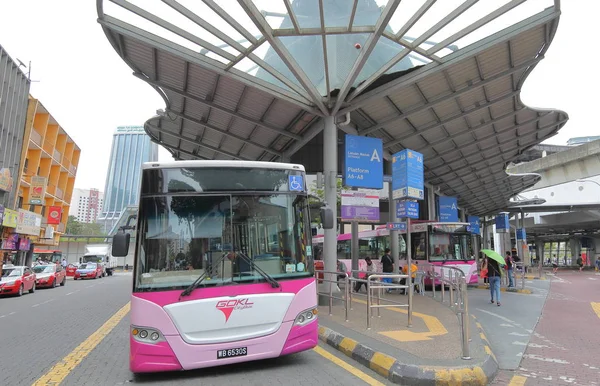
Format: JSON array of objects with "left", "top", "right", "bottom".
[{"left": 481, "top": 249, "right": 506, "bottom": 265}]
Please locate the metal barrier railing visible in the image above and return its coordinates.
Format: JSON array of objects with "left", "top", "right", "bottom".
[
  {"left": 513, "top": 261, "right": 527, "bottom": 290},
  {"left": 315, "top": 266, "right": 470, "bottom": 360},
  {"left": 314, "top": 270, "right": 349, "bottom": 321},
  {"left": 365, "top": 274, "right": 412, "bottom": 329},
  {"left": 418, "top": 263, "right": 471, "bottom": 360}
]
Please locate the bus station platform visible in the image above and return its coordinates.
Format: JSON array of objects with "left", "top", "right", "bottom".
[{"left": 317, "top": 291, "right": 498, "bottom": 385}]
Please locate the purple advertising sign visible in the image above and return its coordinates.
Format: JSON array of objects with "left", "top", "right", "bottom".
[
  {"left": 0, "top": 204, "right": 4, "bottom": 224},
  {"left": 18, "top": 238, "right": 30, "bottom": 251},
  {"left": 341, "top": 190, "right": 380, "bottom": 222},
  {"left": 1, "top": 233, "right": 18, "bottom": 250}
]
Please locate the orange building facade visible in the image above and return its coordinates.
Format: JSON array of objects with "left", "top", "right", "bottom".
[{"left": 13, "top": 96, "right": 80, "bottom": 247}]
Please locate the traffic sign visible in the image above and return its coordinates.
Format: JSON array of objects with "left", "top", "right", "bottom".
[
  {"left": 392, "top": 149, "right": 424, "bottom": 200},
  {"left": 343, "top": 134, "right": 383, "bottom": 189},
  {"left": 396, "top": 201, "right": 419, "bottom": 219},
  {"left": 387, "top": 222, "right": 406, "bottom": 231}
]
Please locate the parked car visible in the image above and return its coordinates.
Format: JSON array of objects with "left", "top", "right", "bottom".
[
  {"left": 74, "top": 262, "right": 103, "bottom": 280},
  {"left": 32, "top": 264, "right": 66, "bottom": 288},
  {"left": 66, "top": 263, "right": 80, "bottom": 277},
  {"left": 0, "top": 265, "right": 37, "bottom": 296}
]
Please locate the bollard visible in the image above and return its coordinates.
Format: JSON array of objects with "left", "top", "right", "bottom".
[
  {"left": 344, "top": 276, "right": 349, "bottom": 322},
  {"left": 408, "top": 274, "right": 413, "bottom": 328},
  {"left": 449, "top": 270, "right": 454, "bottom": 308},
  {"left": 366, "top": 277, "right": 372, "bottom": 330},
  {"left": 460, "top": 277, "right": 471, "bottom": 360}
]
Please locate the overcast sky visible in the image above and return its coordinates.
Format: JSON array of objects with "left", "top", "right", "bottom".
[{"left": 0, "top": 1, "right": 596, "bottom": 191}]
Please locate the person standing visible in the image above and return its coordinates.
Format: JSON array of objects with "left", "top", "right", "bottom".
[
  {"left": 381, "top": 248, "right": 394, "bottom": 293},
  {"left": 483, "top": 256, "right": 502, "bottom": 306},
  {"left": 505, "top": 251, "right": 514, "bottom": 288},
  {"left": 577, "top": 254, "right": 584, "bottom": 272}
]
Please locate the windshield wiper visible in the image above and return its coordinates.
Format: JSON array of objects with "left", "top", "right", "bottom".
[
  {"left": 179, "top": 253, "right": 229, "bottom": 299},
  {"left": 236, "top": 251, "right": 280, "bottom": 288}
]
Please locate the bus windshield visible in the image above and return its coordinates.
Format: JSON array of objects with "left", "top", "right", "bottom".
[
  {"left": 135, "top": 168, "right": 312, "bottom": 292},
  {"left": 428, "top": 232, "right": 472, "bottom": 261}
]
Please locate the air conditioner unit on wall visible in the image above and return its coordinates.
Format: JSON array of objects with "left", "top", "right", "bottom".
[{"left": 43, "top": 225, "right": 54, "bottom": 239}]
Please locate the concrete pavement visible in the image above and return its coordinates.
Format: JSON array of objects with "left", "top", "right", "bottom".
[
  {"left": 468, "top": 279, "right": 550, "bottom": 370},
  {"left": 498, "top": 271, "right": 600, "bottom": 385}
]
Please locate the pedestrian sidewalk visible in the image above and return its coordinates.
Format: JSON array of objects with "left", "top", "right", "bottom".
[
  {"left": 468, "top": 278, "right": 533, "bottom": 294},
  {"left": 318, "top": 290, "right": 497, "bottom": 385}
]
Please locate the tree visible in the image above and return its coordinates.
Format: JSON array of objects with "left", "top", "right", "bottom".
[
  {"left": 309, "top": 177, "right": 348, "bottom": 223},
  {"left": 79, "top": 222, "right": 105, "bottom": 236},
  {"left": 66, "top": 215, "right": 83, "bottom": 235}
]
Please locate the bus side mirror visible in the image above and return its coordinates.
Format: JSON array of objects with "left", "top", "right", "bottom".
[
  {"left": 112, "top": 232, "right": 130, "bottom": 257},
  {"left": 320, "top": 207, "right": 334, "bottom": 229}
]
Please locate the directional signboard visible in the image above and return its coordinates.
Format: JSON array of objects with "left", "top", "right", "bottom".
[
  {"left": 396, "top": 201, "right": 419, "bottom": 219},
  {"left": 495, "top": 213, "right": 509, "bottom": 233},
  {"left": 468, "top": 215, "right": 480, "bottom": 235},
  {"left": 392, "top": 149, "right": 424, "bottom": 200},
  {"left": 387, "top": 222, "right": 406, "bottom": 231},
  {"left": 343, "top": 134, "right": 383, "bottom": 189},
  {"left": 438, "top": 196, "right": 458, "bottom": 222},
  {"left": 341, "top": 190, "right": 380, "bottom": 222}
]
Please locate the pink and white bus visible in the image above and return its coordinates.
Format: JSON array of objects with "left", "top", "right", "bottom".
[
  {"left": 313, "top": 221, "right": 478, "bottom": 284},
  {"left": 111, "top": 161, "right": 323, "bottom": 373}
]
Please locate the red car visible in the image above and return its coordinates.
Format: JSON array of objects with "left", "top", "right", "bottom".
[
  {"left": 74, "top": 262, "right": 103, "bottom": 280},
  {"left": 66, "top": 263, "right": 80, "bottom": 277},
  {"left": 0, "top": 265, "right": 37, "bottom": 296},
  {"left": 33, "top": 264, "right": 66, "bottom": 288}
]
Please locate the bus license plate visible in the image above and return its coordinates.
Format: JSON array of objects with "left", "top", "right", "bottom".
[{"left": 217, "top": 347, "right": 247, "bottom": 359}]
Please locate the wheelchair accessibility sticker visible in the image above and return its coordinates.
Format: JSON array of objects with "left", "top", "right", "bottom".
[{"left": 289, "top": 175, "right": 303, "bottom": 191}]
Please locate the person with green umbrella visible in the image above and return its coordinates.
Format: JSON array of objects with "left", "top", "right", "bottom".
[{"left": 481, "top": 249, "right": 505, "bottom": 306}]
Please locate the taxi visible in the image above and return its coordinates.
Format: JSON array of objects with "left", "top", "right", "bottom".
[
  {"left": 33, "top": 264, "right": 67, "bottom": 288},
  {"left": 74, "top": 262, "right": 103, "bottom": 280},
  {"left": 0, "top": 265, "right": 37, "bottom": 296}
]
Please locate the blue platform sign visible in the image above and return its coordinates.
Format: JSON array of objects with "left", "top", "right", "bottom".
[
  {"left": 438, "top": 196, "right": 458, "bottom": 222},
  {"left": 392, "top": 149, "right": 424, "bottom": 200},
  {"left": 396, "top": 201, "right": 419, "bottom": 219},
  {"left": 495, "top": 213, "right": 509, "bottom": 233},
  {"left": 468, "top": 215, "right": 480, "bottom": 235},
  {"left": 343, "top": 134, "right": 383, "bottom": 189},
  {"left": 387, "top": 222, "right": 406, "bottom": 231},
  {"left": 516, "top": 228, "right": 526, "bottom": 240}
]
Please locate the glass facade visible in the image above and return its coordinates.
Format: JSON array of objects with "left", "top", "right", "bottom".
[{"left": 98, "top": 127, "right": 158, "bottom": 233}]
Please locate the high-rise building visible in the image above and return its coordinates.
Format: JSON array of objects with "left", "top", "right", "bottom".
[
  {"left": 98, "top": 126, "right": 158, "bottom": 232},
  {"left": 69, "top": 188, "right": 104, "bottom": 224},
  {"left": 0, "top": 45, "right": 31, "bottom": 263}
]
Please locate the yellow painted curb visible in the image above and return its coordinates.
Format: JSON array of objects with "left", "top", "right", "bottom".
[
  {"left": 369, "top": 352, "right": 396, "bottom": 378},
  {"left": 339, "top": 337, "right": 358, "bottom": 357},
  {"left": 434, "top": 367, "right": 487, "bottom": 386}
]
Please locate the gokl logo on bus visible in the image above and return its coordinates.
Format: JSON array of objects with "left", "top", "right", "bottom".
[{"left": 216, "top": 298, "right": 254, "bottom": 322}]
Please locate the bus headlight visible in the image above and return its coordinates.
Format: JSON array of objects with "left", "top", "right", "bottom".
[
  {"left": 131, "top": 326, "right": 163, "bottom": 344},
  {"left": 294, "top": 308, "right": 318, "bottom": 326}
]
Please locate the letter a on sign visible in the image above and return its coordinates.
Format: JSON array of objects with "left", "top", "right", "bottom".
[{"left": 371, "top": 149, "right": 381, "bottom": 162}]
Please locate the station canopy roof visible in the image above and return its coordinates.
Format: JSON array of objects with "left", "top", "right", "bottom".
[{"left": 97, "top": 0, "right": 567, "bottom": 216}]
